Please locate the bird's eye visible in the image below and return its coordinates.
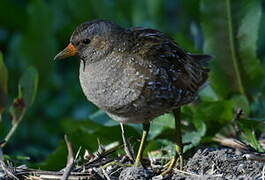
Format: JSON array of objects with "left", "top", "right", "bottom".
[{"left": 82, "top": 39, "right": 91, "bottom": 44}]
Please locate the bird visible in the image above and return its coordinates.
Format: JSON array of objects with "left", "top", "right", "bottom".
[{"left": 54, "top": 19, "right": 211, "bottom": 174}]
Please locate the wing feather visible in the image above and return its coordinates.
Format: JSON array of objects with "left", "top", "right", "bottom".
[{"left": 129, "top": 27, "right": 211, "bottom": 94}]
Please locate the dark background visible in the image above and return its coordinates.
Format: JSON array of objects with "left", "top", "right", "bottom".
[{"left": 0, "top": 0, "right": 264, "bottom": 170}]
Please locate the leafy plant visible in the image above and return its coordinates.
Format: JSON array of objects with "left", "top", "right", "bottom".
[
  {"left": 200, "top": 0, "right": 265, "bottom": 150},
  {"left": 0, "top": 57, "right": 38, "bottom": 147}
]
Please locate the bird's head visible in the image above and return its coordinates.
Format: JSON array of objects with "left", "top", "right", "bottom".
[{"left": 54, "top": 20, "right": 122, "bottom": 63}]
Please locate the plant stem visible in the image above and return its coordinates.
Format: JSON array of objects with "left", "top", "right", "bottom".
[
  {"left": 1, "top": 109, "right": 26, "bottom": 147},
  {"left": 226, "top": 0, "right": 245, "bottom": 95}
]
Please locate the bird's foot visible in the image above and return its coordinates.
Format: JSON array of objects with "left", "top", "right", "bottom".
[
  {"left": 160, "top": 154, "right": 183, "bottom": 176},
  {"left": 133, "top": 156, "right": 142, "bottom": 167}
]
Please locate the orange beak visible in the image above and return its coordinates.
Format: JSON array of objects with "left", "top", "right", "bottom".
[{"left": 54, "top": 43, "right": 78, "bottom": 60}]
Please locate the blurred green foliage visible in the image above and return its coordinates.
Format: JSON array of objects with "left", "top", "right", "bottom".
[{"left": 0, "top": 0, "right": 265, "bottom": 170}]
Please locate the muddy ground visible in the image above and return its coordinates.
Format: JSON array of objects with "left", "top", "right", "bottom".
[
  {"left": 1, "top": 147, "right": 264, "bottom": 179},
  {"left": 119, "top": 148, "right": 264, "bottom": 180},
  {"left": 172, "top": 147, "right": 264, "bottom": 179}
]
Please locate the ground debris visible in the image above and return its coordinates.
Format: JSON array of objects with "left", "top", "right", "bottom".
[
  {"left": 1, "top": 147, "right": 265, "bottom": 179},
  {"left": 172, "top": 148, "right": 264, "bottom": 180},
  {"left": 119, "top": 166, "right": 154, "bottom": 180}
]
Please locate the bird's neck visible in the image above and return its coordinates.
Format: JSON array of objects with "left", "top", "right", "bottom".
[{"left": 79, "top": 51, "right": 123, "bottom": 78}]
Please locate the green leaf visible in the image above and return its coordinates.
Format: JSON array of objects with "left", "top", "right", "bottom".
[
  {"left": 200, "top": 0, "right": 245, "bottom": 98},
  {"left": 4, "top": 155, "right": 30, "bottom": 163},
  {"left": 199, "top": 85, "right": 219, "bottom": 102},
  {"left": 236, "top": 0, "right": 264, "bottom": 95},
  {"left": 150, "top": 113, "right": 174, "bottom": 139},
  {"left": 18, "top": 67, "right": 38, "bottom": 107},
  {"left": 201, "top": 0, "right": 264, "bottom": 98},
  {"left": 19, "top": 0, "right": 56, "bottom": 86},
  {"left": 182, "top": 106, "right": 207, "bottom": 152},
  {"left": 183, "top": 129, "right": 205, "bottom": 152},
  {"left": 231, "top": 94, "right": 250, "bottom": 115},
  {"left": 61, "top": 119, "right": 139, "bottom": 151},
  {"left": 0, "top": 52, "right": 8, "bottom": 114},
  {"left": 194, "top": 100, "right": 234, "bottom": 136},
  {"left": 251, "top": 96, "right": 265, "bottom": 119},
  {"left": 37, "top": 141, "right": 67, "bottom": 170},
  {"left": 240, "top": 119, "right": 265, "bottom": 152}
]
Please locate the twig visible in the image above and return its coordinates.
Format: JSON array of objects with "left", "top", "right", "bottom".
[
  {"left": 40, "top": 174, "right": 88, "bottom": 180},
  {"left": 84, "top": 149, "right": 95, "bottom": 161},
  {"left": 232, "top": 109, "right": 243, "bottom": 122},
  {"left": 261, "top": 166, "right": 265, "bottom": 180},
  {"left": 74, "top": 146, "right": 82, "bottom": 161},
  {"left": 213, "top": 135, "right": 254, "bottom": 152},
  {"left": 232, "top": 108, "right": 243, "bottom": 137},
  {"left": 243, "top": 153, "right": 265, "bottom": 162},
  {"left": 25, "top": 175, "right": 42, "bottom": 180},
  {"left": 174, "top": 169, "right": 203, "bottom": 177},
  {"left": 1, "top": 108, "right": 26, "bottom": 147},
  {"left": 101, "top": 167, "right": 111, "bottom": 180},
  {"left": 0, "top": 141, "right": 121, "bottom": 179},
  {"left": 109, "top": 167, "right": 123, "bottom": 177},
  {"left": 61, "top": 135, "right": 75, "bottom": 180},
  {"left": 0, "top": 140, "right": 5, "bottom": 148},
  {"left": 0, "top": 146, "right": 19, "bottom": 179},
  {"left": 1, "top": 162, "right": 19, "bottom": 180},
  {"left": 83, "top": 143, "right": 122, "bottom": 168},
  {"left": 96, "top": 138, "right": 105, "bottom": 156},
  {"left": 120, "top": 123, "right": 135, "bottom": 161},
  {"left": 15, "top": 168, "right": 92, "bottom": 179}
]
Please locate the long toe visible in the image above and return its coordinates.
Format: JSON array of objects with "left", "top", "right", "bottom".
[{"left": 160, "top": 154, "right": 183, "bottom": 176}]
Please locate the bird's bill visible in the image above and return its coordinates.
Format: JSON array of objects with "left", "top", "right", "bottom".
[{"left": 54, "top": 43, "right": 78, "bottom": 60}]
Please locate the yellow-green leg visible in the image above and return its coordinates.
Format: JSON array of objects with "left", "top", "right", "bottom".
[
  {"left": 161, "top": 107, "right": 183, "bottom": 175},
  {"left": 134, "top": 123, "right": 150, "bottom": 167}
]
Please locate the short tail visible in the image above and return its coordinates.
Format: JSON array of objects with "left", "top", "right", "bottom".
[
  {"left": 186, "top": 53, "right": 212, "bottom": 93},
  {"left": 189, "top": 54, "right": 213, "bottom": 66}
]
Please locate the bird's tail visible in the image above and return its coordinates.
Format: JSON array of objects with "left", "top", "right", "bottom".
[
  {"left": 189, "top": 54, "right": 212, "bottom": 67},
  {"left": 187, "top": 54, "right": 212, "bottom": 93}
]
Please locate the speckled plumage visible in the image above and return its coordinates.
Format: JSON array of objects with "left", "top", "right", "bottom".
[{"left": 69, "top": 20, "right": 211, "bottom": 124}]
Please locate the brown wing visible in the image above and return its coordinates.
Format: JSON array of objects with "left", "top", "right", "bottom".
[{"left": 129, "top": 27, "right": 211, "bottom": 94}]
